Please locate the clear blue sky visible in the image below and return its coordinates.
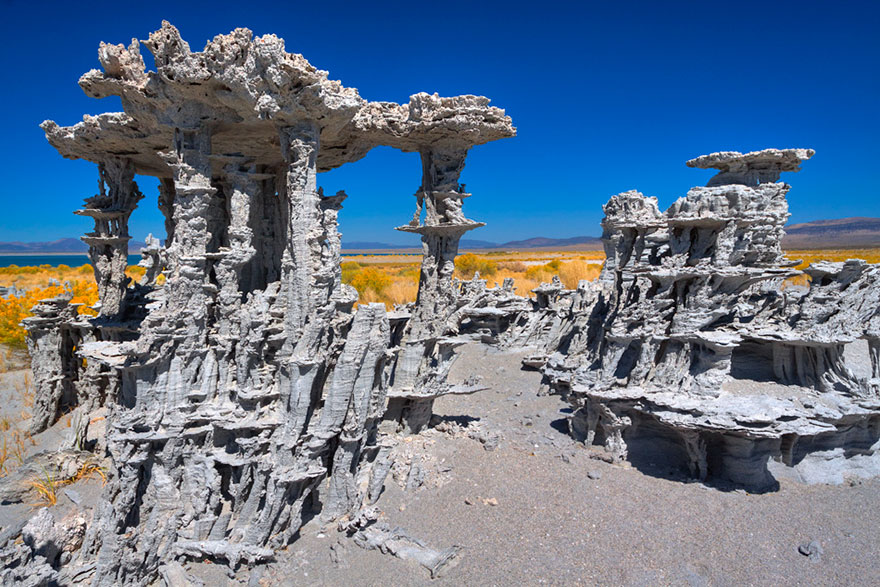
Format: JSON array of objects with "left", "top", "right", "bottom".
[{"left": 1, "top": 0, "right": 878, "bottom": 245}]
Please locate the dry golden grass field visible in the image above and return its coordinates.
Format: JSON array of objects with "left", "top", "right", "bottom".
[
  {"left": 0, "top": 264, "right": 150, "bottom": 349},
  {"left": 342, "top": 251, "right": 605, "bottom": 306},
  {"left": 0, "top": 248, "right": 877, "bottom": 350}
]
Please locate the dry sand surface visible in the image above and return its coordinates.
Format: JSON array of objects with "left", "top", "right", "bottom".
[
  {"left": 239, "top": 345, "right": 880, "bottom": 586},
  {"left": 2, "top": 345, "right": 878, "bottom": 586}
]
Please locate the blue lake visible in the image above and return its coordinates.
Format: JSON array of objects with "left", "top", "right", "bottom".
[{"left": 0, "top": 255, "right": 142, "bottom": 268}]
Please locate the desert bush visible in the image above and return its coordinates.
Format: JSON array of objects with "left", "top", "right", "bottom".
[
  {"left": 348, "top": 267, "right": 392, "bottom": 298},
  {"left": 0, "top": 265, "right": 40, "bottom": 275},
  {"left": 126, "top": 265, "right": 146, "bottom": 279},
  {"left": 524, "top": 265, "right": 550, "bottom": 280},
  {"left": 340, "top": 261, "right": 361, "bottom": 283},
  {"left": 498, "top": 261, "right": 527, "bottom": 272},
  {"left": 455, "top": 253, "right": 497, "bottom": 278},
  {"left": 0, "top": 280, "right": 98, "bottom": 348},
  {"left": 0, "top": 285, "right": 64, "bottom": 348},
  {"left": 558, "top": 259, "right": 602, "bottom": 288},
  {"left": 0, "top": 264, "right": 99, "bottom": 289},
  {"left": 68, "top": 281, "right": 99, "bottom": 317},
  {"left": 395, "top": 266, "right": 421, "bottom": 280}
]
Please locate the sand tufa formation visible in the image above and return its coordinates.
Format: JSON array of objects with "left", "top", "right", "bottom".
[
  {"left": 4, "top": 21, "right": 880, "bottom": 587},
  {"left": 10, "top": 22, "right": 513, "bottom": 585},
  {"left": 468, "top": 148, "right": 880, "bottom": 490}
]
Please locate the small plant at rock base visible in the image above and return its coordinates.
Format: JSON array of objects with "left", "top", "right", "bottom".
[
  {"left": 0, "top": 436, "right": 8, "bottom": 476},
  {"left": 29, "top": 468, "right": 59, "bottom": 507},
  {"left": 28, "top": 460, "right": 107, "bottom": 507},
  {"left": 0, "top": 430, "right": 26, "bottom": 477},
  {"left": 68, "top": 461, "right": 107, "bottom": 486},
  {"left": 11, "top": 430, "right": 26, "bottom": 465}
]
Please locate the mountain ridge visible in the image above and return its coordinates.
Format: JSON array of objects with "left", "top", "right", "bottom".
[
  {"left": 3, "top": 218, "right": 880, "bottom": 253},
  {"left": 0, "top": 238, "right": 150, "bottom": 254},
  {"left": 783, "top": 217, "right": 880, "bottom": 249}
]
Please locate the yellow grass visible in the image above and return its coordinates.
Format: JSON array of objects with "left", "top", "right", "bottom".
[
  {"left": 458, "top": 256, "right": 603, "bottom": 294},
  {"left": 341, "top": 252, "right": 605, "bottom": 308},
  {"left": 779, "top": 249, "right": 880, "bottom": 288},
  {"left": 344, "top": 248, "right": 880, "bottom": 307},
  {"left": 0, "top": 263, "right": 149, "bottom": 348},
  {"left": 0, "top": 429, "right": 29, "bottom": 477},
  {"left": 0, "top": 263, "right": 144, "bottom": 289},
  {"left": 0, "top": 371, "right": 37, "bottom": 480},
  {"left": 343, "top": 261, "right": 421, "bottom": 307},
  {"left": 786, "top": 249, "right": 880, "bottom": 269},
  {"left": 28, "top": 461, "right": 106, "bottom": 507},
  {"left": 0, "top": 249, "right": 876, "bottom": 340},
  {"left": 30, "top": 468, "right": 59, "bottom": 506}
]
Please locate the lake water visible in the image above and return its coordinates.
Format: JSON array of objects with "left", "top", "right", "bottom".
[
  {"left": 0, "top": 252, "right": 413, "bottom": 268},
  {"left": 0, "top": 255, "right": 142, "bottom": 268}
]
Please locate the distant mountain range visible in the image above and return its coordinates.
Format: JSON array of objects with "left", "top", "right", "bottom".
[
  {"left": 343, "top": 236, "right": 604, "bottom": 251},
  {"left": 0, "top": 238, "right": 149, "bottom": 254},
  {"left": 346, "top": 219, "right": 880, "bottom": 251},
  {"left": 782, "top": 217, "right": 880, "bottom": 249},
  {"left": 3, "top": 218, "right": 880, "bottom": 253}
]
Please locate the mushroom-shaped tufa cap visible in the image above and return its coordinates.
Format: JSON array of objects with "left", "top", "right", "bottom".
[{"left": 686, "top": 148, "right": 815, "bottom": 187}]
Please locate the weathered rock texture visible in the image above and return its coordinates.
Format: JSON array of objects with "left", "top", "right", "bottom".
[
  {"left": 485, "top": 149, "right": 880, "bottom": 490},
  {"left": 17, "top": 20, "right": 880, "bottom": 584},
  {"left": 17, "top": 22, "right": 513, "bottom": 585}
]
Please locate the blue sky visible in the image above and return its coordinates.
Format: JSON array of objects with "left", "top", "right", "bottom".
[{"left": 1, "top": 0, "right": 878, "bottom": 245}]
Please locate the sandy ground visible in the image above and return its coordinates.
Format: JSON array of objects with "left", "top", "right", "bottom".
[
  {"left": 1, "top": 345, "right": 878, "bottom": 586},
  {"left": 235, "top": 345, "right": 879, "bottom": 586},
  {"left": 0, "top": 361, "right": 100, "bottom": 535}
]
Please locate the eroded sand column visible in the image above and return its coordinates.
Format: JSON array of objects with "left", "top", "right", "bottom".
[
  {"left": 20, "top": 23, "right": 515, "bottom": 583},
  {"left": 77, "top": 157, "right": 143, "bottom": 318},
  {"left": 278, "top": 122, "right": 322, "bottom": 345},
  {"left": 386, "top": 145, "right": 484, "bottom": 432}
]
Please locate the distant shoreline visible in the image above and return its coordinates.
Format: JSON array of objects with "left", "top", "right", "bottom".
[
  {"left": 0, "top": 252, "right": 91, "bottom": 256},
  {"left": 0, "top": 254, "right": 142, "bottom": 269}
]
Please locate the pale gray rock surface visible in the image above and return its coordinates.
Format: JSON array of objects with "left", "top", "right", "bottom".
[
  {"left": 686, "top": 148, "right": 815, "bottom": 187},
  {"left": 12, "top": 21, "right": 514, "bottom": 585},
  {"left": 475, "top": 149, "right": 880, "bottom": 491}
]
